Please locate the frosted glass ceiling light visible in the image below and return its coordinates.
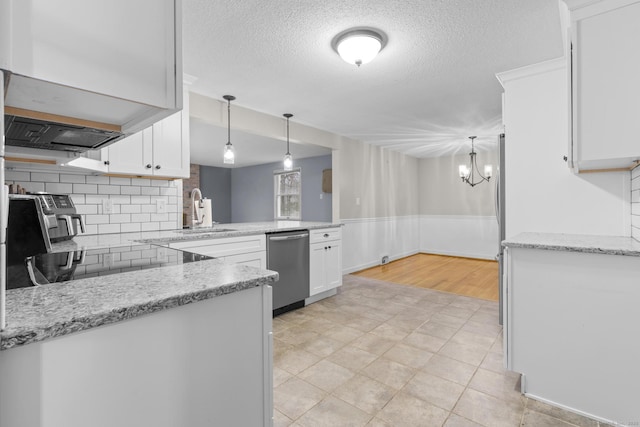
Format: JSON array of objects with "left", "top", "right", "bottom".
[
  {"left": 458, "top": 136, "right": 492, "bottom": 187},
  {"left": 283, "top": 113, "right": 293, "bottom": 171},
  {"left": 333, "top": 28, "right": 386, "bottom": 67},
  {"left": 222, "top": 95, "right": 235, "bottom": 165}
]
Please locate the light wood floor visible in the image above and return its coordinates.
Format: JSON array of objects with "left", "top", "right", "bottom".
[{"left": 353, "top": 253, "right": 499, "bottom": 301}]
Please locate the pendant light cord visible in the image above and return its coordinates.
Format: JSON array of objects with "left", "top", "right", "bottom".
[
  {"left": 283, "top": 113, "right": 293, "bottom": 154},
  {"left": 227, "top": 97, "right": 231, "bottom": 144}
]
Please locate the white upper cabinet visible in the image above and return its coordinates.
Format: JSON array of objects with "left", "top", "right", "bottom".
[
  {"left": 566, "top": 0, "right": 640, "bottom": 172},
  {"left": 0, "top": 0, "right": 182, "bottom": 134},
  {"left": 104, "top": 85, "right": 190, "bottom": 178}
]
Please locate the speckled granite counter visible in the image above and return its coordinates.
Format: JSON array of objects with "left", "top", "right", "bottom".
[
  {"left": 52, "top": 221, "right": 342, "bottom": 252},
  {"left": 503, "top": 232, "right": 640, "bottom": 257},
  {"left": 1, "top": 259, "right": 278, "bottom": 351}
]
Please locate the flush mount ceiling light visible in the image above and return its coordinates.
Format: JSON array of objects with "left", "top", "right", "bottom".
[
  {"left": 332, "top": 28, "right": 387, "bottom": 67},
  {"left": 283, "top": 113, "right": 293, "bottom": 171},
  {"left": 458, "top": 136, "right": 493, "bottom": 187},
  {"left": 222, "top": 95, "right": 235, "bottom": 164}
]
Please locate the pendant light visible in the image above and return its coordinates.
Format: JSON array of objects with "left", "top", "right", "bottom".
[
  {"left": 283, "top": 113, "right": 293, "bottom": 171},
  {"left": 458, "top": 136, "right": 493, "bottom": 187},
  {"left": 223, "top": 95, "right": 236, "bottom": 164}
]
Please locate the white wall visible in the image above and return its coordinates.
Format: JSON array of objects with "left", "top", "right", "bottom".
[
  {"left": 498, "top": 58, "right": 630, "bottom": 238},
  {"left": 342, "top": 216, "right": 420, "bottom": 274},
  {"left": 5, "top": 171, "right": 182, "bottom": 233},
  {"left": 420, "top": 216, "right": 498, "bottom": 260}
]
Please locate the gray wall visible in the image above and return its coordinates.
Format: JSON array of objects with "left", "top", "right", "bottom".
[
  {"left": 201, "top": 155, "right": 333, "bottom": 223},
  {"left": 419, "top": 148, "right": 498, "bottom": 216},
  {"left": 200, "top": 166, "right": 232, "bottom": 223}
]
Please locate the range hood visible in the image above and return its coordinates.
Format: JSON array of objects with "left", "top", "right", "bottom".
[
  {"left": 2, "top": 71, "right": 180, "bottom": 156},
  {"left": 4, "top": 114, "right": 124, "bottom": 153}
]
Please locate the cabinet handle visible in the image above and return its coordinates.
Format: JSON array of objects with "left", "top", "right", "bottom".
[
  {"left": 323, "top": 233, "right": 329, "bottom": 238},
  {"left": 328, "top": 246, "right": 332, "bottom": 250},
  {"left": 104, "top": 160, "right": 110, "bottom": 165},
  {"left": 155, "top": 165, "right": 161, "bottom": 170},
  {"left": 324, "top": 246, "right": 328, "bottom": 250},
  {"left": 146, "top": 164, "right": 152, "bottom": 169}
]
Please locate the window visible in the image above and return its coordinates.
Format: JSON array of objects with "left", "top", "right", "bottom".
[{"left": 274, "top": 169, "right": 301, "bottom": 220}]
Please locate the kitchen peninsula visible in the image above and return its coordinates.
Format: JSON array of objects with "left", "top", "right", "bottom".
[{"left": 0, "top": 221, "right": 339, "bottom": 426}]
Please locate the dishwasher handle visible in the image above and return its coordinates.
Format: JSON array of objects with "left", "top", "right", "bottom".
[{"left": 268, "top": 233, "right": 309, "bottom": 241}]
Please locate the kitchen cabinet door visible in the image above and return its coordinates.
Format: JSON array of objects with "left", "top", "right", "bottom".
[
  {"left": 1, "top": 0, "right": 180, "bottom": 112},
  {"left": 106, "top": 128, "right": 153, "bottom": 176},
  {"left": 309, "top": 243, "right": 327, "bottom": 296},
  {"left": 568, "top": 0, "right": 640, "bottom": 171},
  {"left": 151, "top": 111, "right": 189, "bottom": 178},
  {"left": 325, "top": 242, "right": 342, "bottom": 291}
]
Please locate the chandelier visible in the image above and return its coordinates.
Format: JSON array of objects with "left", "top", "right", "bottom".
[{"left": 458, "top": 136, "right": 492, "bottom": 187}]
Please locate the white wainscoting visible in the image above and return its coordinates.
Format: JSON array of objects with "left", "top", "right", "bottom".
[
  {"left": 420, "top": 215, "right": 499, "bottom": 260},
  {"left": 341, "top": 215, "right": 500, "bottom": 274},
  {"left": 341, "top": 216, "right": 421, "bottom": 274}
]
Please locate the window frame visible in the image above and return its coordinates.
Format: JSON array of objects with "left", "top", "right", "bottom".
[{"left": 273, "top": 168, "right": 302, "bottom": 220}]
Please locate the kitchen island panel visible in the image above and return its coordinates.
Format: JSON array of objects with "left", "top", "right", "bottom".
[{"left": 0, "top": 285, "right": 273, "bottom": 427}]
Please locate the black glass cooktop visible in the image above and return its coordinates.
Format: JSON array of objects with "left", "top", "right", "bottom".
[{"left": 6, "top": 244, "right": 213, "bottom": 290}]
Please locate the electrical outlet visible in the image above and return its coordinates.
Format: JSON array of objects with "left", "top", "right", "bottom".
[
  {"left": 103, "top": 253, "right": 113, "bottom": 267},
  {"left": 319, "top": 193, "right": 323, "bottom": 200},
  {"left": 156, "top": 199, "right": 167, "bottom": 214},
  {"left": 355, "top": 197, "right": 361, "bottom": 206},
  {"left": 102, "top": 199, "right": 113, "bottom": 214}
]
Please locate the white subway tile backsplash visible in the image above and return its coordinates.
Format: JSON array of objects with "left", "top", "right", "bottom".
[
  {"left": 141, "top": 222, "right": 160, "bottom": 231},
  {"left": 121, "top": 205, "right": 142, "bottom": 214},
  {"left": 110, "top": 177, "right": 131, "bottom": 186},
  {"left": 45, "top": 183, "right": 74, "bottom": 194},
  {"left": 131, "top": 213, "right": 151, "bottom": 222},
  {"left": 86, "top": 175, "right": 110, "bottom": 184},
  {"left": 131, "top": 196, "right": 151, "bottom": 204},
  {"left": 131, "top": 178, "right": 152, "bottom": 186},
  {"left": 98, "top": 185, "right": 120, "bottom": 195},
  {"left": 5, "top": 171, "right": 31, "bottom": 181},
  {"left": 76, "top": 205, "right": 98, "bottom": 215},
  {"left": 74, "top": 184, "right": 98, "bottom": 194},
  {"left": 121, "top": 223, "right": 142, "bottom": 233},
  {"left": 31, "top": 172, "right": 60, "bottom": 183},
  {"left": 60, "top": 174, "right": 86, "bottom": 184},
  {"left": 109, "top": 214, "right": 131, "bottom": 224},
  {"left": 6, "top": 170, "right": 182, "bottom": 236},
  {"left": 121, "top": 186, "right": 141, "bottom": 195},
  {"left": 86, "top": 215, "right": 110, "bottom": 225},
  {"left": 98, "top": 224, "right": 121, "bottom": 234},
  {"left": 141, "top": 186, "right": 160, "bottom": 196},
  {"left": 109, "top": 195, "right": 131, "bottom": 204}
]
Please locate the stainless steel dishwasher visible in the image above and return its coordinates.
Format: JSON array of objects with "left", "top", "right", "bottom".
[{"left": 266, "top": 230, "right": 310, "bottom": 315}]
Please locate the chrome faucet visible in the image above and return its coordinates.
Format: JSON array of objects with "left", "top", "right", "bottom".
[{"left": 191, "top": 188, "right": 204, "bottom": 227}]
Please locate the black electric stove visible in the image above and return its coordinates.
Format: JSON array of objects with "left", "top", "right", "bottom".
[{"left": 6, "top": 244, "right": 213, "bottom": 290}]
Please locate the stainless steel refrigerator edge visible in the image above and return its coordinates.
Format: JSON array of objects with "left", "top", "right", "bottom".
[
  {"left": 496, "top": 133, "right": 506, "bottom": 326},
  {"left": 1, "top": 69, "right": 7, "bottom": 330}
]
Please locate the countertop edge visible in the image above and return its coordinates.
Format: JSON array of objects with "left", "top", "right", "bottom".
[
  {"left": 502, "top": 232, "right": 640, "bottom": 257},
  {"left": 1, "top": 269, "right": 278, "bottom": 351}
]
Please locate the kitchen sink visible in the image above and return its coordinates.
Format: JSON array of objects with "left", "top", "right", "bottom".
[{"left": 178, "top": 228, "right": 236, "bottom": 234}]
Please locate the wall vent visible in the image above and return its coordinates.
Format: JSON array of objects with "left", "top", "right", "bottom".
[{"left": 381, "top": 255, "right": 389, "bottom": 265}]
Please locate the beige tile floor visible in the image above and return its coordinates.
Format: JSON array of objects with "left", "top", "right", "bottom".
[{"left": 273, "top": 275, "right": 610, "bottom": 427}]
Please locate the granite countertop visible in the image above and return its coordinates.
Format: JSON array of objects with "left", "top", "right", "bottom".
[
  {"left": 503, "top": 232, "right": 640, "bottom": 257},
  {"left": 1, "top": 259, "right": 278, "bottom": 351},
  {"left": 53, "top": 221, "right": 342, "bottom": 252}
]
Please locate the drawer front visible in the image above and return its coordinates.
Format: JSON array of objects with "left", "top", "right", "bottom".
[
  {"left": 310, "top": 227, "right": 342, "bottom": 244},
  {"left": 169, "top": 234, "right": 266, "bottom": 257}
]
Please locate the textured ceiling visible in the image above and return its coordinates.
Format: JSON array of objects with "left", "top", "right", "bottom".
[{"left": 183, "top": 0, "right": 563, "bottom": 159}]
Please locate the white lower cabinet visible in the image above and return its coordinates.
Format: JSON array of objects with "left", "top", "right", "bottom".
[
  {"left": 169, "top": 234, "right": 267, "bottom": 269},
  {"left": 504, "top": 246, "right": 640, "bottom": 425},
  {"left": 0, "top": 286, "right": 273, "bottom": 427},
  {"left": 309, "top": 228, "right": 342, "bottom": 298}
]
